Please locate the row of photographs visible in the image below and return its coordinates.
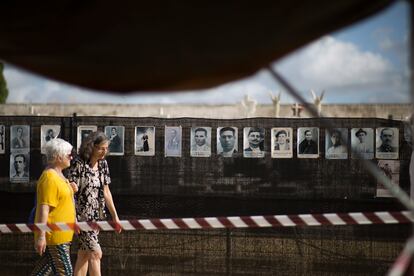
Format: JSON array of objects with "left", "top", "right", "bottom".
[
  {"left": 0, "top": 125, "right": 399, "bottom": 160},
  {"left": 7, "top": 148, "right": 401, "bottom": 199}
]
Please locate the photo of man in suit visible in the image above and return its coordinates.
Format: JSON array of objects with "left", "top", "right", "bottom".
[
  {"left": 191, "top": 127, "right": 211, "bottom": 157},
  {"left": 165, "top": 126, "right": 182, "bottom": 157},
  {"left": 376, "top": 127, "right": 399, "bottom": 159},
  {"left": 11, "top": 125, "right": 30, "bottom": 151},
  {"left": 217, "top": 127, "right": 237, "bottom": 157},
  {"left": 243, "top": 127, "right": 264, "bottom": 158},
  {"left": 298, "top": 128, "right": 319, "bottom": 158},
  {"left": 10, "top": 153, "right": 30, "bottom": 183}
]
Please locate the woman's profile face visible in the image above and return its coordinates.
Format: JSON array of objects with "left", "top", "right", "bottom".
[{"left": 93, "top": 141, "right": 109, "bottom": 160}]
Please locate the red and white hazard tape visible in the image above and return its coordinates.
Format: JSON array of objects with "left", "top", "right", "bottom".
[{"left": 1, "top": 211, "right": 413, "bottom": 234}]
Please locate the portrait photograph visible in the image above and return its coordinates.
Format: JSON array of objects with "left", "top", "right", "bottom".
[
  {"left": 10, "top": 152, "right": 30, "bottom": 183},
  {"left": 325, "top": 128, "right": 348, "bottom": 159},
  {"left": 40, "top": 125, "right": 61, "bottom": 154},
  {"left": 217, "top": 127, "right": 238, "bottom": 157},
  {"left": 297, "top": 127, "right": 319, "bottom": 158},
  {"left": 271, "top": 127, "right": 292, "bottom": 158},
  {"left": 77, "top": 125, "right": 97, "bottom": 150},
  {"left": 165, "top": 126, "right": 182, "bottom": 157},
  {"left": 243, "top": 127, "right": 265, "bottom": 158},
  {"left": 376, "top": 160, "right": 400, "bottom": 197},
  {"left": 135, "top": 126, "right": 155, "bottom": 156},
  {"left": 375, "top": 127, "right": 399, "bottom": 160},
  {"left": 0, "top": 125, "right": 4, "bottom": 154},
  {"left": 105, "top": 126, "right": 125, "bottom": 156},
  {"left": 10, "top": 125, "right": 30, "bottom": 152},
  {"left": 191, "top": 127, "right": 211, "bottom": 157},
  {"left": 351, "top": 128, "right": 374, "bottom": 159}
]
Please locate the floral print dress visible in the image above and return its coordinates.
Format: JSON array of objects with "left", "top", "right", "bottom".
[{"left": 67, "top": 158, "right": 111, "bottom": 251}]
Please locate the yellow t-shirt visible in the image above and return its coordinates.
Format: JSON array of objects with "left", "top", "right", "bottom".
[{"left": 34, "top": 169, "right": 75, "bottom": 245}]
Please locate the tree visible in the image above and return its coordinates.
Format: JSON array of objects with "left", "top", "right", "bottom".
[{"left": 0, "top": 62, "right": 9, "bottom": 104}]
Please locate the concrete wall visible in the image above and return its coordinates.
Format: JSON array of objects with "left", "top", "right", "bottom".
[{"left": 0, "top": 103, "right": 412, "bottom": 119}]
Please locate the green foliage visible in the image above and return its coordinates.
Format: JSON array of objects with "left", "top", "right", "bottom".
[{"left": 0, "top": 62, "right": 9, "bottom": 104}]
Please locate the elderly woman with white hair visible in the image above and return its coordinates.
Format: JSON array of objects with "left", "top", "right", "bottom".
[{"left": 31, "top": 138, "right": 76, "bottom": 276}]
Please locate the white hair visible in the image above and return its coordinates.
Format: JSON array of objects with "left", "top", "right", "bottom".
[{"left": 44, "top": 138, "right": 73, "bottom": 163}]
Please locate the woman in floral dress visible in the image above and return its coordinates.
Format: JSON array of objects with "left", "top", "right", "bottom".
[{"left": 67, "top": 131, "right": 121, "bottom": 276}]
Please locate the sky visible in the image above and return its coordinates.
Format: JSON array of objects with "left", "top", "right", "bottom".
[{"left": 3, "top": 1, "right": 411, "bottom": 105}]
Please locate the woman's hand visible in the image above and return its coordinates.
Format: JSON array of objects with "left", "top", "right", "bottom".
[
  {"left": 69, "top": 182, "right": 78, "bottom": 193},
  {"left": 114, "top": 218, "right": 122, "bottom": 234},
  {"left": 35, "top": 236, "right": 46, "bottom": 256}
]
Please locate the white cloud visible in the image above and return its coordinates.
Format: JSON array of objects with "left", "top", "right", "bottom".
[
  {"left": 277, "top": 36, "right": 393, "bottom": 89},
  {"left": 273, "top": 35, "right": 409, "bottom": 103}
]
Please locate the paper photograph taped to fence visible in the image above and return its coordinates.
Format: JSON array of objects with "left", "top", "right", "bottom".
[
  {"left": 0, "top": 125, "right": 4, "bottom": 154},
  {"left": 271, "top": 127, "right": 292, "bottom": 158},
  {"left": 243, "top": 127, "right": 265, "bottom": 158},
  {"left": 77, "top": 125, "right": 97, "bottom": 151},
  {"left": 105, "top": 126, "right": 125, "bottom": 156},
  {"left": 217, "top": 127, "right": 238, "bottom": 157},
  {"left": 351, "top": 128, "right": 374, "bottom": 159},
  {"left": 41, "top": 125, "right": 61, "bottom": 154},
  {"left": 375, "top": 127, "right": 399, "bottom": 160},
  {"left": 10, "top": 152, "right": 29, "bottom": 183},
  {"left": 135, "top": 126, "right": 155, "bottom": 156},
  {"left": 325, "top": 128, "right": 348, "bottom": 159},
  {"left": 165, "top": 126, "right": 182, "bottom": 157},
  {"left": 297, "top": 127, "right": 319, "bottom": 158},
  {"left": 376, "top": 160, "right": 400, "bottom": 197},
  {"left": 10, "top": 125, "right": 30, "bottom": 152},
  {"left": 191, "top": 127, "right": 211, "bottom": 157}
]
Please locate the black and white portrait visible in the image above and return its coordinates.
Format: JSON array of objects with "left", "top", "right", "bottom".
[
  {"left": 105, "top": 126, "right": 124, "bottom": 156},
  {"left": 10, "top": 152, "right": 30, "bottom": 183},
  {"left": 165, "top": 126, "right": 182, "bottom": 157},
  {"left": 325, "top": 128, "right": 348, "bottom": 159},
  {"left": 0, "top": 125, "right": 4, "bottom": 154},
  {"left": 10, "top": 125, "right": 30, "bottom": 152},
  {"left": 191, "top": 127, "right": 211, "bottom": 157},
  {"left": 77, "top": 125, "right": 97, "bottom": 150},
  {"left": 376, "top": 127, "right": 399, "bottom": 159},
  {"left": 297, "top": 127, "right": 319, "bottom": 158},
  {"left": 351, "top": 128, "right": 374, "bottom": 159},
  {"left": 217, "top": 127, "right": 238, "bottom": 157},
  {"left": 135, "top": 126, "right": 155, "bottom": 156},
  {"left": 243, "top": 127, "right": 265, "bottom": 158},
  {"left": 41, "top": 125, "right": 61, "bottom": 154},
  {"left": 271, "top": 127, "right": 292, "bottom": 158},
  {"left": 376, "top": 160, "right": 400, "bottom": 197}
]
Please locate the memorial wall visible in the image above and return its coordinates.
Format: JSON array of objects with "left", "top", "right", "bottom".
[{"left": 0, "top": 115, "right": 409, "bottom": 202}]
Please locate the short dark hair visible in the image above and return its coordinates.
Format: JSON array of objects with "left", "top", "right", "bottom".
[
  {"left": 304, "top": 129, "right": 312, "bottom": 136},
  {"left": 14, "top": 154, "right": 26, "bottom": 163},
  {"left": 194, "top": 128, "right": 207, "bottom": 136},
  {"left": 381, "top": 128, "right": 394, "bottom": 136},
  {"left": 248, "top": 127, "right": 264, "bottom": 137},
  {"left": 220, "top": 127, "right": 235, "bottom": 136}
]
